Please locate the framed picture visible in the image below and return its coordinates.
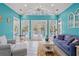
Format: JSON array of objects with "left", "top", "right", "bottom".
[
  {"left": 75, "top": 8, "right": 79, "bottom": 28},
  {"left": 68, "top": 12, "right": 75, "bottom": 28},
  {"left": 0, "top": 16, "right": 2, "bottom": 23}
]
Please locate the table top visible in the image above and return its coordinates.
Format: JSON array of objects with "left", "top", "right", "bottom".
[{"left": 41, "top": 40, "right": 55, "bottom": 45}]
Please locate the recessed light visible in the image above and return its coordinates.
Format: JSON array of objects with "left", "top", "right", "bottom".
[
  {"left": 39, "top": 5, "right": 42, "bottom": 8},
  {"left": 24, "top": 4, "right": 27, "bottom": 7},
  {"left": 51, "top": 4, "right": 54, "bottom": 7}
]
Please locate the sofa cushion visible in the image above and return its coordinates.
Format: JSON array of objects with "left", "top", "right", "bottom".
[
  {"left": 57, "top": 39, "right": 66, "bottom": 44},
  {"left": 56, "top": 40, "right": 70, "bottom": 51},
  {"left": 62, "top": 43, "right": 70, "bottom": 51},
  {"left": 0, "top": 45, "right": 11, "bottom": 56}
]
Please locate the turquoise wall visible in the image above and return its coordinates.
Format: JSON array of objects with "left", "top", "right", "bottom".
[
  {"left": 59, "top": 3, "right": 79, "bottom": 36},
  {"left": 0, "top": 3, "right": 20, "bottom": 40}
]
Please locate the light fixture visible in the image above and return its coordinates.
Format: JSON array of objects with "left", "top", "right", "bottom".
[
  {"left": 55, "top": 9, "right": 59, "bottom": 15},
  {"left": 51, "top": 4, "right": 54, "bottom": 7},
  {"left": 24, "top": 4, "right": 27, "bottom": 7},
  {"left": 39, "top": 5, "right": 41, "bottom": 8}
]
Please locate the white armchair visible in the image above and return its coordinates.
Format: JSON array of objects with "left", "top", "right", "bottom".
[
  {"left": 0, "top": 35, "right": 11, "bottom": 56},
  {"left": 0, "top": 44, "right": 11, "bottom": 56}
]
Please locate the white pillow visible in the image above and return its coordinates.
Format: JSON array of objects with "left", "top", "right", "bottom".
[
  {"left": 0, "top": 35, "right": 7, "bottom": 45},
  {"left": 15, "top": 36, "right": 20, "bottom": 43}
]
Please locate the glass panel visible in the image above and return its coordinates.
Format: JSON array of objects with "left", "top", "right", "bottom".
[
  {"left": 75, "top": 9, "right": 79, "bottom": 28},
  {"left": 58, "top": 20, "right": 62, "bottom": 34},
  {"left": 21, "top": 20, "right": 29, "bottom": 41},
  {"left": 68, "top": 13, "right": 75, "bottom": 28},
  {"left": 31, "top": 20, "right": 47, "bottom": 41},
  {"left": 49, "top": 20, "right": 57, "bottom": 37},
  {"left": 13, "top": 17, "right": 20, "bottom": 41}
]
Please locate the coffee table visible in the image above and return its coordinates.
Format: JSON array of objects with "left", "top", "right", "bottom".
[{"left": 37, "top": 41, "right": 55, "bottom": 56}]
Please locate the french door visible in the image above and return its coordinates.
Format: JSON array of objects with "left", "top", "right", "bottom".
[
  {"left": 49, "top": 20, "right": 57, "bottom": 37},
  {"left": 13, "top": 17, "right": 20, "bottom": 41},
  {"left": 13, "top": 19, "right": 58, "bottom": 41},
  {"left": 21, "top": 20, "right": 29, "bottom": 40},
  {"left": 58, "top": 20, "right": 62, "bottom": 34},
  {"left": 31, "top": 20, "right": 47, "bottom": 41}
]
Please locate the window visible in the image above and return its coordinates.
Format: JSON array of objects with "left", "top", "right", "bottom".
[
  {"left": 13, "top": 17, "right": 20, "bottom": 40},
  {"left": 75, "top": 9, "right": 79, "bottom": 28},
  {"left": 21, "top": 20, "right": 29, "bottom": 40},
  {"left": 49, "top": 20, "right": 57, "bottom": 37}
]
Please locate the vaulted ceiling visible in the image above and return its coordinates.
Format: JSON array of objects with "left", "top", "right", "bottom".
[{"left": 5, "top": 3, "right": 72, "bottom": 15}]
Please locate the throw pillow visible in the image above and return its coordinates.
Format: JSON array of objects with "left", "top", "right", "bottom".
[
  {"left": 64, "top": 35, "right": 73, "bottom": 42},
  {"left": 57, "top": 35, "right": 65, "bottom": 40},
  {"left": 73, "top": 41, "right": 79, "bottom": 45},
  {"left": 67, "top": 37, "right": 75, "bottom": 45},
  {"left": 72, "top": 39, "right": 78, "bottom": 43},
  {"left": 15, "top": 36, "right": 20, "bottom": 43}
]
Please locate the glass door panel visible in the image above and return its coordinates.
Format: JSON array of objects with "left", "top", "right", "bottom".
[
  {"left": 58, "top": 20, "right": 62, "bottom": 34},
  {"left": 13, "top": 17, "right": 20, "bottom": 41},
  {"left": 21, "top": 20, "right": 29, "bottom": 40},
  {"left": 49, "top": 20, "right": 57, "bottom": 37},
  {"left": 31, "top": 20, "right": 47, "bottom": 41}
]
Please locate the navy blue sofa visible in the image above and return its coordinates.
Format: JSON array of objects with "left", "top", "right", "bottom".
[{"left": 53, "top": 35, "right": 79, "bottom": 56}]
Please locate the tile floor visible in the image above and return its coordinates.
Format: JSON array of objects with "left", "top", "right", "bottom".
[{"left": 26, "top": 41, "right": 39, "bottom": 56}]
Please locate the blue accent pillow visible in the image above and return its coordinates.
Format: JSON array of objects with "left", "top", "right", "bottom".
[
  {"left": 57, "top": 35, "right": 65, "bottom": 40},
  {"left": 64, "top": 35, "right": 73, "bottom": 42}
]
